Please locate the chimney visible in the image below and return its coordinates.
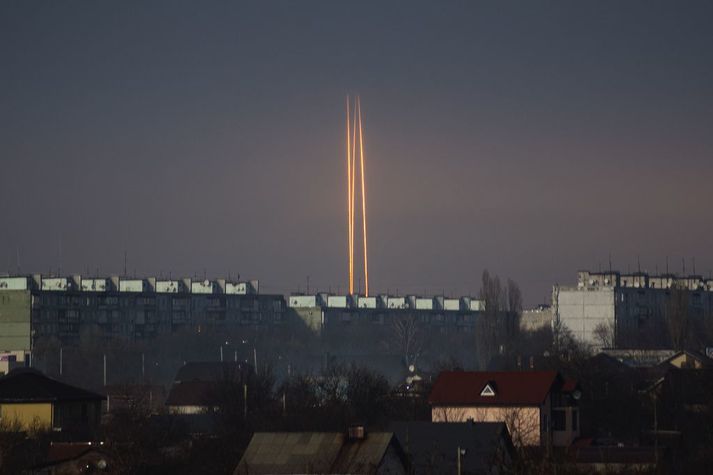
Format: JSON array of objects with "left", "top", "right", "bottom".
[{"left": 347, "top": 424, "right": 366, "bottom": 440}]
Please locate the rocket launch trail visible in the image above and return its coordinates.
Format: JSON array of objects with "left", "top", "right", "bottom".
[{"left": 345, "top": 95, "right": 369, "bottom": 296}]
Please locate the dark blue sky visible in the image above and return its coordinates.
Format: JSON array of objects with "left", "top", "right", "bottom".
[{"left": 1, "top": 1, "right": 712, "bottom": 304}]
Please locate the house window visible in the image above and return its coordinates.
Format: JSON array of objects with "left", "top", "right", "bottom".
[
  {"left": 552, "top": 409, "right": 566, "bottom": 431},
  {"left": 480, "top": 383, "right": 496, "bottom": 397}
]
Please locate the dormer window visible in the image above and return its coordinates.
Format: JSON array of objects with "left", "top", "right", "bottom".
[{"left": 480, "top": 382, "right": 496, "bottom": 397}]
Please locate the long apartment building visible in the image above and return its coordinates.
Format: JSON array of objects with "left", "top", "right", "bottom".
[
  {"left": 553, "top": 271, "right": 713, "bottom": 348},
  {"left": 0, "top": 275, "right": 283, "bottom": 352},
  {"left": 0, "top": 274, "right": 488, "bottom": 353},
  {"left": 287, "top": 293, "right": 486, "bottom": 333}
]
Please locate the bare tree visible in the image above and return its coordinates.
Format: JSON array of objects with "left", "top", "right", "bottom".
[
  {"left": 506, "top": 278, "right": 523, "bottom": 316},
  {"left": 592, "top": 321, "right": 616, "bottom": 349},
  {"left": 431, "top": 406, "right": 469, "bottom": 423},
  {"left": 389, "top": 314, "right": 424, "bottom": 370},
  {"left": 666, "top": 284, "right": 689, "bottom": 350}
]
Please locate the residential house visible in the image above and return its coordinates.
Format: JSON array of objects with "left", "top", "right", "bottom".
[
  {"left": 601, "top": 348, "right": 713, "bottom": 371},
  {"left": 104, "top": 383, "right": 166, "bottom": 413},
  {"left": 165, "top": 361, "right": 249, "bottom": 414},
  {"left": 570, "top": 443, "right": 661, "bottom": 473},
  {"left": 233, "top": 428, "right": 408, "bottom": 474},
  {"left": 390, "top": 421, "right": 513, "bottom": 474},
  {"left": 428, "top": 371, "right": 580, "bottom": 446},
  {"left": 0, "top": 350, "right": 29, "bottom": 376},
  {"left": 30, "top": 442, "right": 111, "bottom": 474},
  {"left": 0, "top": 368, "right": 103, "bottom": 435}
]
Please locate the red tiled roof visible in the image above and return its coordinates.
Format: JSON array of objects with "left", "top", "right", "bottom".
[{"left": 428, "top": 371, "right": 560, "bottom": 406}]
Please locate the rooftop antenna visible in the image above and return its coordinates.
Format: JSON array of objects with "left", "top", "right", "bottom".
[
  {"left": 608, "top": 252, "right": 612, "bottom": 273},
  {"left": 58, "top": 234, "right": 62, "bottom": 275},
  {"left": 123, "top": 251, "right": 127, "bottom": 277},
  {"left": 637, "top": 255, "right": 641, "bottom": 273},
  {"left": 682, "top": 257, "right": 686, "bottom": 275},
  {"left": 16, "top": 247, "right": 20, "bottom": 274},
  {"left": 666, "top": 256, "right": 669, "bottom": 275},
  {"left": 692, "top": 257, "right": 696, "bottom": 275}
]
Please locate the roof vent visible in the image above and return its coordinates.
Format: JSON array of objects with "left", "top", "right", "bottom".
[{"left": 480, "top": 382, "right": 496, "bottom": 397}]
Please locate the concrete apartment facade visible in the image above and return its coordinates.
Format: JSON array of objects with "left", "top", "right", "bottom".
[
  {"left": 0, "top": 275, "right": 487, "bottom": 360},
  {"left": 554, "top": 271, "right": 713, "bottom": 348},
  {"left": 0, "top": 275, "right": 280, "bottom": 352}
]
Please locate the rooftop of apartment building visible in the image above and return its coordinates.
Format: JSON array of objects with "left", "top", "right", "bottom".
[
  {"left": 0, "top": 274, "right": 260, "bottom": 296},
  {"left": 286, "top": 293, "right": 485, "bottom": 311},
  {"left": 560, "top": 270, "right": 713, "bottom": 292}
]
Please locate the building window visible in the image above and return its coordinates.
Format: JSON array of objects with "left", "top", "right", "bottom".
[
  {"left": 572, "top": 409, "right": 578, "bottom": 431},
  {"left": 552, "top": 409, "right": 566, "bottom": 431}
]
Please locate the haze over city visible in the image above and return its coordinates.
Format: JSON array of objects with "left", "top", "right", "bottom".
[{"left": 2, "top": 1, "right": 713, "bottom": 304}]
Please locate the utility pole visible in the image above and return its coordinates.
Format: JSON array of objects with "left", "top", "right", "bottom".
[
  {"left": 457, "top": 447, "right": 465, "bottom": 475},
  {"left": 654, "top": 392, "right": 658, "bottom": 468},
  {"left": 103, "top": 354, "right": 107, "bottom": 386},
  {"left": 59, "top": 347, "right": 63, "bottom": 376},
  {"left": 243, "top": 383, "right": 248, "bottom": 420}
]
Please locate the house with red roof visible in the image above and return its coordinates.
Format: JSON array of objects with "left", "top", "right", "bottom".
[{"left": 428, "top": 371, "right": 580, "bottom": 447}]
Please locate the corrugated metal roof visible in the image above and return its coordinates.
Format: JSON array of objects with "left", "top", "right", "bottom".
[{"left": 234, "top": 432, "right": 398, "bottom": 474}]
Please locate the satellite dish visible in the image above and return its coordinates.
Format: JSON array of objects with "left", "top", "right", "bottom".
[
  {"left": 408, "top": 364, "right": 415, "bottom": 373},
  {"left": 572, "top": 389, "right": 582, "bottom": 400}
]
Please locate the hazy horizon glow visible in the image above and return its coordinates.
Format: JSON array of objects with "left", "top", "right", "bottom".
[{"left": 1, "top": 1, "right": 713, "bottom": 304}]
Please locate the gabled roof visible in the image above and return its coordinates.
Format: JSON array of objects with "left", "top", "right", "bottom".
[
  {"left": 660, "top": 350, "right": 713, "bottom": 369},
  {"left": 174, "top": 361, "right": 250, "bottom": 383},
  {"left": 30, "top": 442, "right": 110, "bottom": 471},
  {"left": 233, "top": 432, "right": 403, "bottom": 475},
  {"left": 390, "top": 421, "right": 513, "bottom": 474},
  {"left": 428, "top": 371, "right": 561, "bottom": 406},
  {"left": 165, "top": 380, "right": 218, "bottom": 407},
  {"left": 0, "top": 368, "right": 104, "bottom": 403}
]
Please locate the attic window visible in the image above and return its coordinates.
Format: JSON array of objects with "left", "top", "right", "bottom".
[{"left": 480, "top": 383, "right": 496, "bottom": 397}]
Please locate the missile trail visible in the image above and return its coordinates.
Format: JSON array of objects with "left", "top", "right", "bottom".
[
  {"left": 346, "top": 95, "right": 353, "bottom": 295},
  {"left": 357, "top": 96, "right": 369, "bottom": 297}
]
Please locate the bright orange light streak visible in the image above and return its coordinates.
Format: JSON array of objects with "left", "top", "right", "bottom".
[
  {"left": 346, "top": 96, "right": 353, "bottom": 294},
  {"left": 350, "top": 103, "right": 358, "bottom": 294},
  {"left": 357, "top": 96, "right": 369, "bottom": 297}
]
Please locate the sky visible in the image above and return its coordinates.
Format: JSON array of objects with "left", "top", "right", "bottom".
[{"left": 1, "top": 1, "right": 712, "bottom": 305}]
